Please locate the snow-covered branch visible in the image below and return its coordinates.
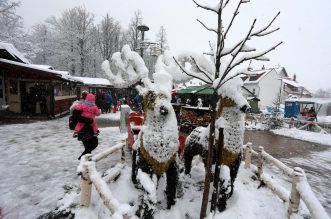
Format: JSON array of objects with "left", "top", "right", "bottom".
[
  {"left": 192, "top": 0, "right": 219, "bottom": 14},
  {"left": 226, "top": 41, "right": 283, "bottom": 74},
  {"left": 197, "top": 19, "right": 217, "bottom": 34},
  {"left": 191, "top": 56, "right": 214, "bottom": 82},
  {"left": 222, "top": 0, "right": 230, "bottom": 9},
  {"left": 173, "top": 57, "right": 212, "bottom": 84},
  {"left": 224, "top": 0, "right": 243, "bottom": 39},
  {"left": 221, "top": 12, "right": 280, "bottom": 58},
  {"left": 218, "top": 19, "right": 256, "bottom": 86},
  {"left": 252, "top": 12, "right": 280, "bottom": 37}
]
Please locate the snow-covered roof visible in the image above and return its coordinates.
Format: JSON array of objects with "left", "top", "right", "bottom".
[
  {"left": 282, "top": 78, "right": 301, "bottom": 88},
  {"left": 0, "top": 41, "right": 31, "bottom": 64},
  {"left": 0, "top": 58, "right": 79, "bottom": 82},
  {"left": 286, "top": 97, "right": 331, "bottom": 105},
  {"left": 241, "top": 68, "right": 274, "bottom": 84},
  {"left": 73, "top": 76, "right": 112, "bottom": 87},
  {"left": 176, "top": 78, "right": 206, "bottom": 88},
  {"left": 29, "top": 64, "right": 54, "bottom": 70}
]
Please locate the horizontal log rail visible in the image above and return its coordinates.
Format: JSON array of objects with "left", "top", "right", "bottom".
[
  {"left": 244, "top": 142, "right": 330, "bottom": 219},
  {"left": 78, "top": 140, "right": 130, "bottom": 219}
]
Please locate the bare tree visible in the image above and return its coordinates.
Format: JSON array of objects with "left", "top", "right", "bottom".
[
  {"left": 48, "top": 7, "right": 95, "bottom": 76},
  {"left": 127, "top": 10, "right": 143, "bottom": 51},
  {"left": 97, "top": 13, "right": 121, "bottom": 60},
  {"left": 172, "top": 0, "right": 282, "bottom": 217},
  {"left": 0, "top": 0, "right": 22, "bottom": 42},
  {"left": 156, "top": 26, "right": 168, "bottom": 54},
  {"left": 30, "top": 23, "right": 53, "bottom": 64},
  {"left": 314, "top": 88, "right": 331, "bottom": 98}
]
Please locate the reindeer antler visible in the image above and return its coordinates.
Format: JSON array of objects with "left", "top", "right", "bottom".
[{"left": 102, "top": 45, "right": 149, "bottom": 88}]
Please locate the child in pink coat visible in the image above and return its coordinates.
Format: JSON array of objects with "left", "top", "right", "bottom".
[{"left": 74, "top": 93, "right": 101, "bottom": 135}]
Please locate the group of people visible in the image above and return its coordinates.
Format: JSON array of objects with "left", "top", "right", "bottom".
[
  {"left": 95, "top": 91, "right": 135, "bottom": 114},
  {"left": 172, "top": 95, "right": 204, "bottom": 108}
]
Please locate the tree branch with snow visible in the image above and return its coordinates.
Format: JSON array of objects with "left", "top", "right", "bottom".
[
  {"left": 192, "top": 0, "right": 219, "bottom": 14},
  {"left": 197, "top": 19, "right": 218, "bottom": 34}
]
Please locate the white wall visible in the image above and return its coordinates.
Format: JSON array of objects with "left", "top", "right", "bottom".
[{"left": 258, "top": 69, "right": 281, "bottom": 109}]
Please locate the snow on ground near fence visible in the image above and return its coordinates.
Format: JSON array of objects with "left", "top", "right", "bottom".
[
  {"left": 271, "top": 128, "right": 331, "bottom": 146},
  {"left": 0, "top": 114, "right": 124, "bottom": 219},
  {"left": 0, "top": 114, "right": 324, "bottom": 219}
]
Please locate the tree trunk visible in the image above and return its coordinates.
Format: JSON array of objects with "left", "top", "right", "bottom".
[{"left": 200, "top": 92, "right": 218, "bottom": 219}]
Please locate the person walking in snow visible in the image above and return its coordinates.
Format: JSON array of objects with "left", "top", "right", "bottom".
[
  {"left": 74, "top": 93, "right": 101, "bottom": 135},
  {"left": 73, "top": 93, "right": 101, "bottom": 160},
  {"left": 104, "top": 91, "right": 113, "bottom": 113}
]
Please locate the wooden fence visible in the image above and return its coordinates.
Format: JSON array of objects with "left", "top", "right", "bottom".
[
  {"left": 78, "top": 140, "right": 129, "bottom": 219},
  {"left": 244, "top": 142, "right": 330, "bottom": 219}
]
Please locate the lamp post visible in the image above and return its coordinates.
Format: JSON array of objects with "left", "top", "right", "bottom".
[{"left": 137, "top": 25, "right": 149, "bottom": 58}]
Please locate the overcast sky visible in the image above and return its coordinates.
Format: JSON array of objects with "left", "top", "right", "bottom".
[{"left": 17, "top": 0, "right": 331, "bottom": 92}]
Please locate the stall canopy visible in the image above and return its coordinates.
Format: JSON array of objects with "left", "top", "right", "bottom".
[
  {"left": 176, "top": 84, "right": 214, "bottom": 95},
  {"left": 284, "top": 98, "right": 331, "bottom": 119}
]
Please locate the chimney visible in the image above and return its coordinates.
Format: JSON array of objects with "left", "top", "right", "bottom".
[{"left": 293, "top": 74, "right": 296, "bottom": 81}]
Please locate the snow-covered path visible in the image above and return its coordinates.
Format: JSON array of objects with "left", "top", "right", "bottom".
[{"left": 0, "top": 113, "right": 124, "bottom": 219}]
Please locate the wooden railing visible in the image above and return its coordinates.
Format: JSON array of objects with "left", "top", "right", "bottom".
[
  {"left": 244, "top": 142, "right": 330, "bottom": 219},
  {"left": 78, "top": 140, "right": 130, "bottom": 219}
]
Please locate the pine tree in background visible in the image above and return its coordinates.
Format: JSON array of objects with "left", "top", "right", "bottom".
[{"left": 156, "top": 26, "right": 168, "bottom": 54}]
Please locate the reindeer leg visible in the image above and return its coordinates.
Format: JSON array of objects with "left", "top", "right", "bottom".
[
  {"left": 184, "top": 142, "right": 205, "bottom": 175},
  {"left": 131, "top": 149, "right": 138, "bottom": 185},
  {"left": 228, "top": 152, "right": 242, "bottom": 197},
  {"left": 165, "top": 161, "right": 178, "bottom": 209},
  {"left": 135, "top": 149, "right": 156, "bottom": 219}
]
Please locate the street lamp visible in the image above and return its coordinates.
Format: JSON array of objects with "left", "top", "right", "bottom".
[{"left": 137, "top": 25, "right": 149, "bottom": 58}]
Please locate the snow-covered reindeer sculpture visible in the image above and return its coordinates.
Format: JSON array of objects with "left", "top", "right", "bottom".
[
  {"left": 183, "top": 78, "right": 249, "bottom": 211},
  {"left": 158, "top": 50, "right": 250, "bottom": 212},
  {"left": 102, "top": 45, "right": 179, "bottom": 218}
]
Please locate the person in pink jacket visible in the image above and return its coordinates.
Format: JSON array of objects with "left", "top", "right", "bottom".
[{"left": 74, "top": 93, "right": 101, "bottom": 135}]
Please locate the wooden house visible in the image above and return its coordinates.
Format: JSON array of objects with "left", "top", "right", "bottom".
[{"left": 0, "top": 42, "right": 81, "bottom": 119}]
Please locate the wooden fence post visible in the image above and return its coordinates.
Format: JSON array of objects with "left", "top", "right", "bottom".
[
  {"left": 244, "top": 142, "right": 253, "bottom": 168},
  {"left": 121, "top": 139, "right": 126, "bottom": 163},
  {"left": 80, "top": 154, "right": 92, "bottom": 207},
  {"left": 257, "top": 146, "right": 264, "bottom": 179},
  {"left": 288, "top": 167, "right": 304, "bottom": 216}
]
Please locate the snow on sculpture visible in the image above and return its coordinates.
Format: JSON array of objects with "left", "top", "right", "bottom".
[
  {"left": 102, "top": 45, "right": 179, "bottom": 219},
  {"left": 159, "top": 0, "right": 282, "bottom": 215},
  {"left": 183, "top": 76, "right": 249, "bottom": 211}
]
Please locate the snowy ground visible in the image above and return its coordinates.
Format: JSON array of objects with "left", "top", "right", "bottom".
[
  {"left": 271, "top": 128, "right": 331, "bottom": 146},
  {"left": 0, "top": 113, "right": 327, "bottom": 219}
]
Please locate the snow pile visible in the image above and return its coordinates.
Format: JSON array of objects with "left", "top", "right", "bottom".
[
  {"left": 271, "top": 128, "right": 331, "bottom": 146},
  {"left": 245, "top": 121, "right": 267, "bottom": 131}
]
